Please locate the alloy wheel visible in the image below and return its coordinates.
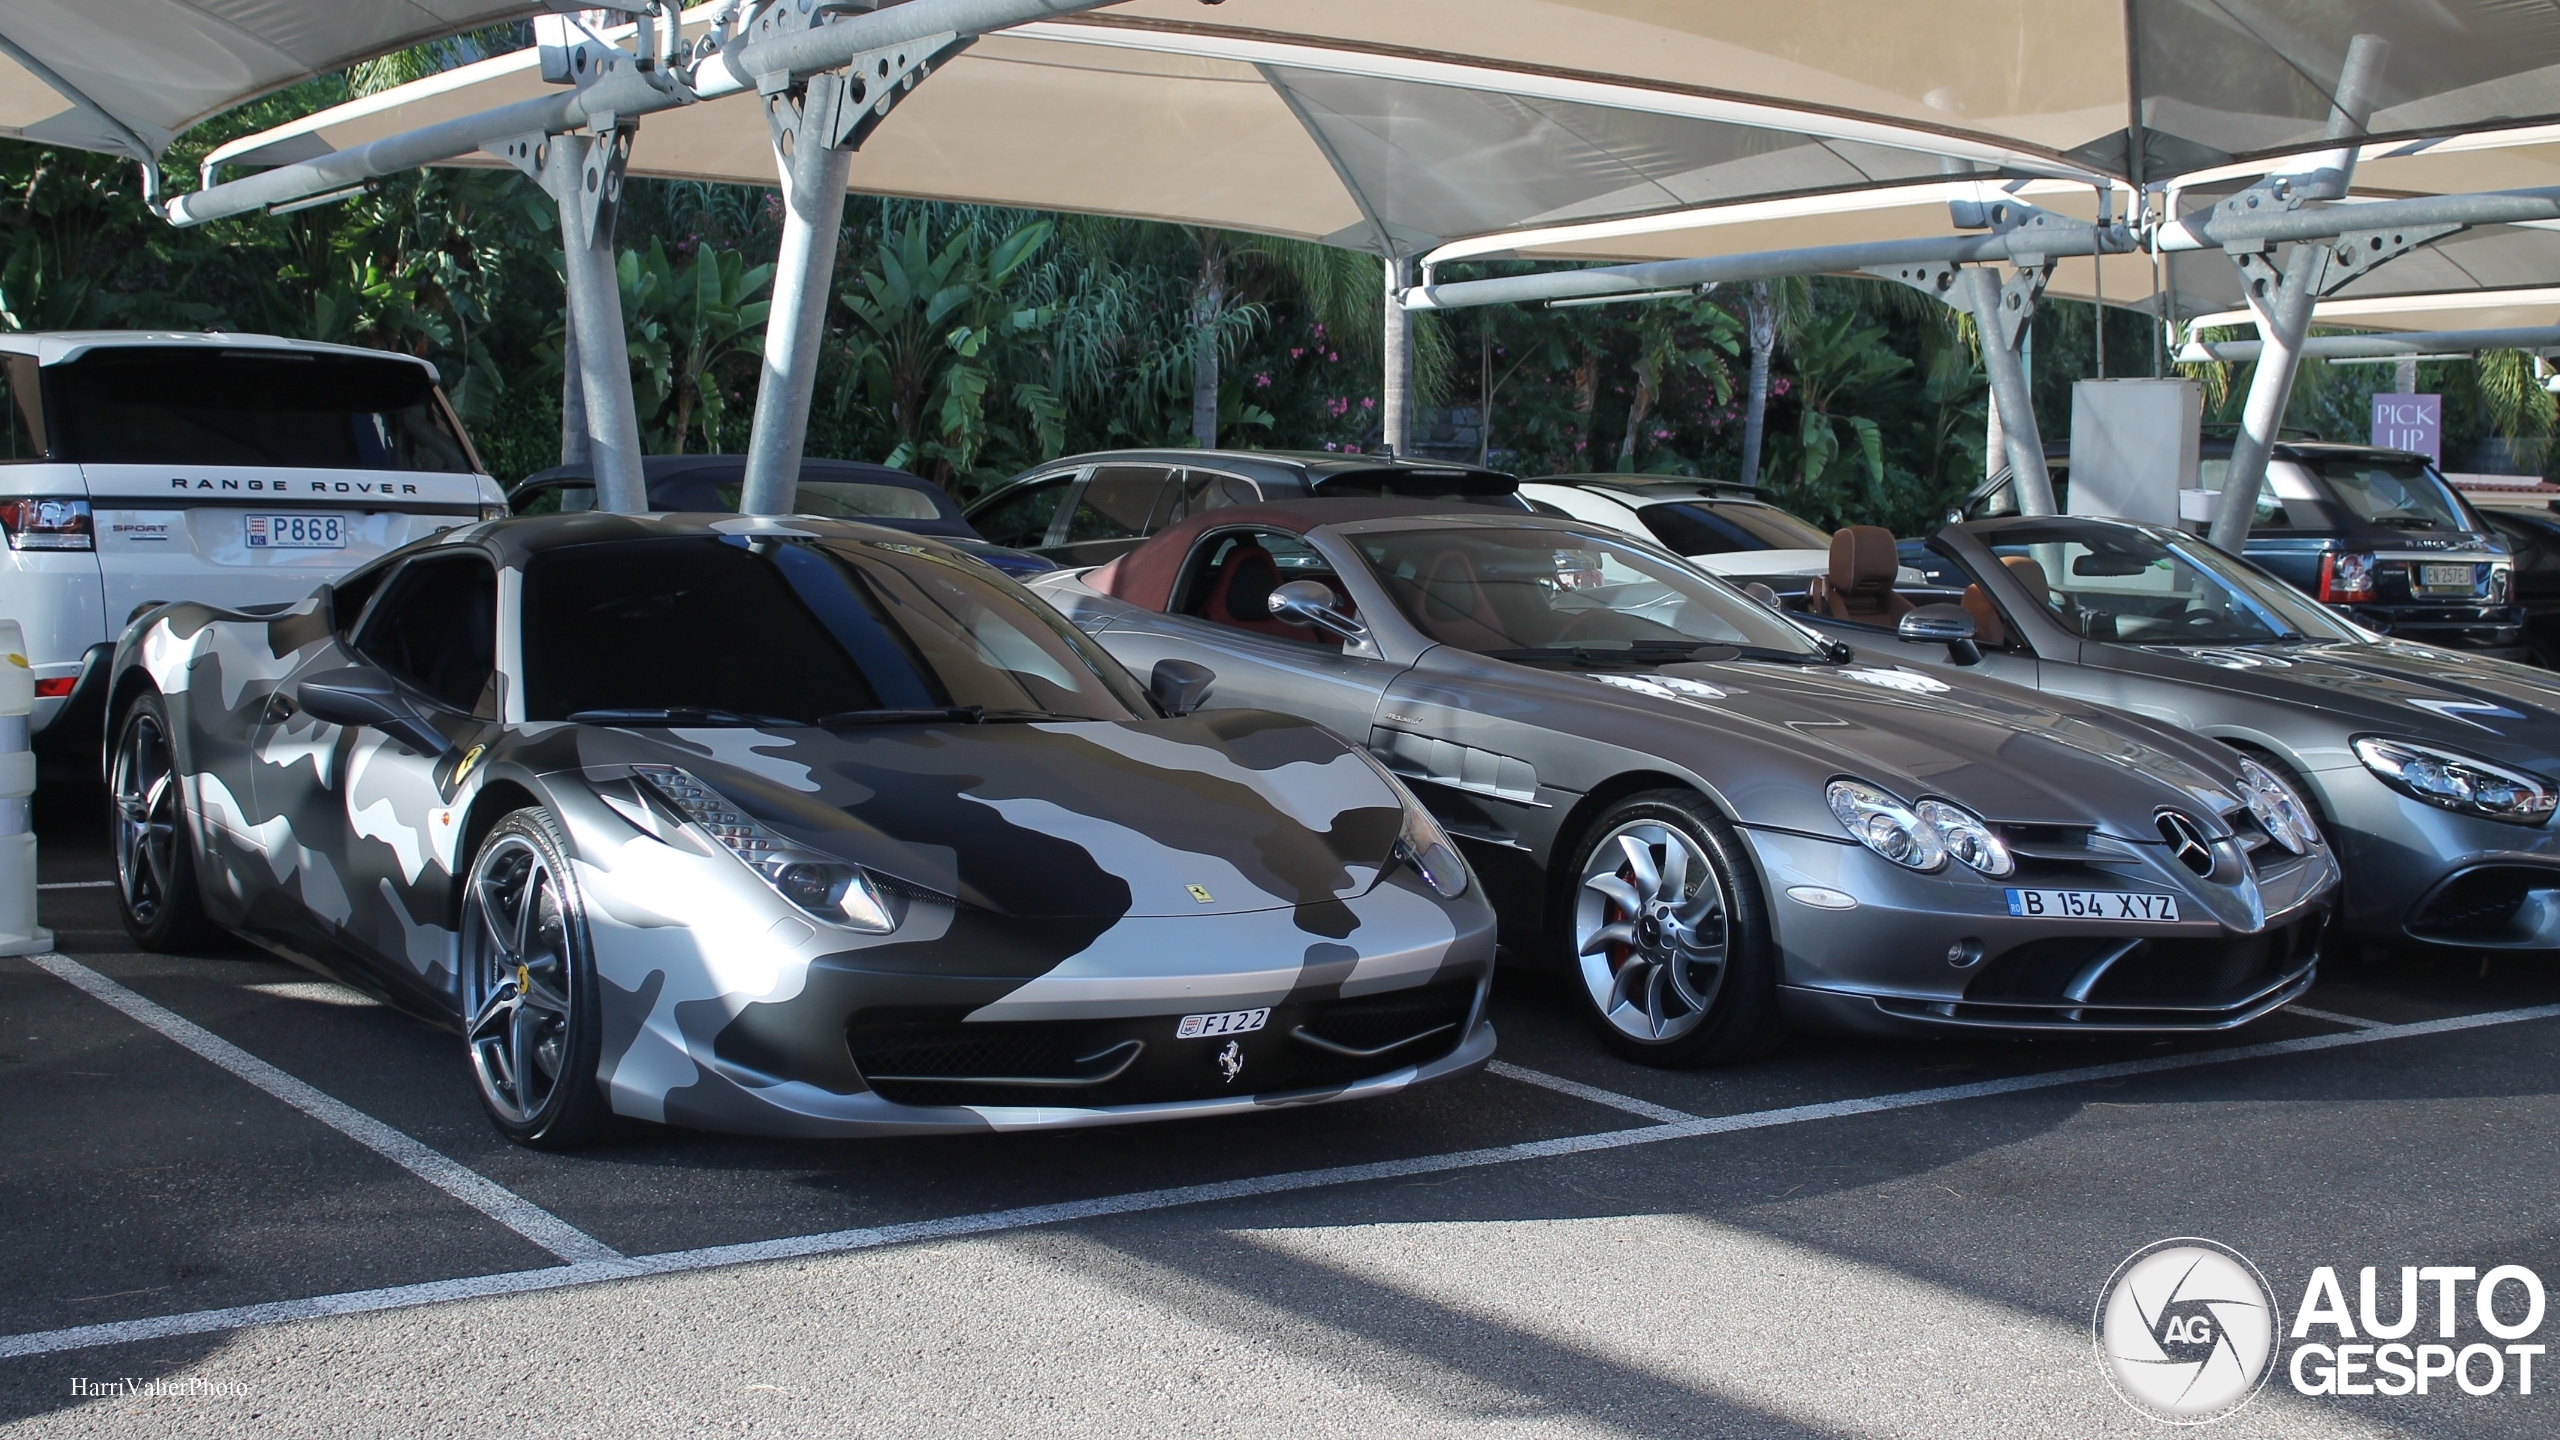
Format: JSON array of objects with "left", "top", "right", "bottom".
[
  {"left": 112, "top": 709, "right": 180, "bottom": 927},
  {"left": 1573, "top": 819, "right": 1731, "bottom": 1043},
  {"left": 463, "top": 833, "right": 577, "bottom": 1124}
]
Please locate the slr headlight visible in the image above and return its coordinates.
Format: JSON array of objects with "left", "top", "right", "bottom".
[
  {"left": 2234, "top": 758, "right": 2318, "bottom": 853},
  {"left": 2352, "top": 737, "right": 2557, "bottom": 826},
  {"left": 1826, "top": 780, "right": 1946, "bottom": 872},
  {"left": 1913, "top": 799, "right": 2013, "bottom": 877},
  {"left": 631, "top": 764, "right": 897, "bottom": 929}
]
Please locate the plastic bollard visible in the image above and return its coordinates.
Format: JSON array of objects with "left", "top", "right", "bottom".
[{"left": 0, "top": 621, "right": 51, "bottom": 956}]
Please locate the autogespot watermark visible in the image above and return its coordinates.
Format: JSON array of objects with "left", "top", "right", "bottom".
[
  {"left": 2095, "top": 1238, "right": 2549, "bottom": 1424},
  {"left": 69, "top": 1376, "right": 253, "bottom": 1400}
]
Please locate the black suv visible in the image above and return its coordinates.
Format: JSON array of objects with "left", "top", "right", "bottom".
[
  {"left": 1958, "top": 439, "right": 2521, "bottom": 657},
  {"left": 965, "top": 449, "right": 1526, "bottom": 568}
]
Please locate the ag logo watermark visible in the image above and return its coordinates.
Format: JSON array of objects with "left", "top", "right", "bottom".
[{"left": 2094, "top": 1238, "right": 2280, "bottom": 1424}]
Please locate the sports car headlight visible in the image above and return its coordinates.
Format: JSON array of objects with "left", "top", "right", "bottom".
[
  {"left": 1825, "top": 780, "right": 1946, "bottom": 872},
  {"left": 2352, "top": 737, "right": 2558, "bottom": 826},
  {"left": 1913, "top": 799, "right": 2013, "bottom": 877},
  {"left": 630, "top": 764, "right": 896, "bottom": 930},
  {"left": 2234, "top": 758, "right": 2318, "bottom": 853},
  {"left": 1348, "top": 746, "right": 1468, "bottom": 899}
]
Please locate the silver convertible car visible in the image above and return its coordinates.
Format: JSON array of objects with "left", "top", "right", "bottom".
[
  {"left": 104, "top": 513, "right": 1495, "bottom": 1147},
  {"left": 1027, "top": 501, "right": 2341, "bottom": 1064},
  {"left": 1805, "top": 515, "right": 2560, "bottom": 957}
]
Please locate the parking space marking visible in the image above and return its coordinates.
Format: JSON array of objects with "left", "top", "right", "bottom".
[
  {"left": 38, "top": 880, "right": 115, "bottom": 890},
  {"left": 7, "top": 997, "right": 2555, "bottom": 1361},
  {"left": 1486, "top": 1060, "right": 1699, "bottom": 1123},
  {"left": 2284, "top": 1003, "right": 2384, "bottom": 1030},
  {"left": 24, "top": 952, "right": 628, "bottom": 1270}
]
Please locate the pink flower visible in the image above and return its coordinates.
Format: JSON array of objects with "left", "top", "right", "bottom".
[
  {"left": 1327, "top": 351, "right": 1339, "bottom": 363},
  {"left": 1360, "top": 396, "right": 1375, "bottom": 410},
  {"left": 1290, "top": 348, "right": 1304, "bottom": 359},
  {"left": 1253, "top": 372, "right": 1272, "bottom": 388}
]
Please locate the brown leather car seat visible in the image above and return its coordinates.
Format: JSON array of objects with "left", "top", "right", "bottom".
[
  {"left": 1199, "top": 542, "right": 1304, "bottom": 639},
  {"left": 1960, "top": 585, "right": 2008, "bottom": 647},
  {"left": 1404, "top": 549, "right": 1514, "bottom": 651},
  {"left": 1808, "top": 526, "right": 1915, "bottom": 623}
]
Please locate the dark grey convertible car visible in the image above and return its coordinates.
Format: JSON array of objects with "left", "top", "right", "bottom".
[
  {"left": 1027, "top": 502, "right": 2340, "bottom": 1064},
  {"left": 1801, "top": 515, "right": 2560, "bottom": 957},
  {"left": 105, "top": 513, "right": 1494, "bottom": 1146}
]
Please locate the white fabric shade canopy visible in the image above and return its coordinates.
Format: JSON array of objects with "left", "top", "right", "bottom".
[{"left": 0, "top": 0, "right": 534, "bottom": 160}]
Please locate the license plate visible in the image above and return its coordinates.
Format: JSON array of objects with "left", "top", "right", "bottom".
[
  {"left": 245, "top": 514, "right": 347, "bottom": 549},
  {"left": 1175, "top": 1007, "right": 1269, "bottom": 1039},
  {"left": 2006, "top": 888, "right": 2181, "bottom": 922},
  {"left": 2421, "top": 563, "right": 2474, "bottom": 590}
]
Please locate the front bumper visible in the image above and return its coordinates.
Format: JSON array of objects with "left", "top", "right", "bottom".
[
  {"left": 1743, "top": 826, "right": 2334, "bottom": 1036},
  {"left": 2315, "top": 765, "right": 2560, "bottom": 948}
]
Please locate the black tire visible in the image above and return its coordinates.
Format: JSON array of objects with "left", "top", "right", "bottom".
[
  {"left": 460, "top": 808, "right": 612, "bottom": 1150},
  {"left": 1556, "top": 788, "right": 1784, "bottom": 1067},
  {"left": 108, "top": 691, "right": 219, "bottom": 953}
]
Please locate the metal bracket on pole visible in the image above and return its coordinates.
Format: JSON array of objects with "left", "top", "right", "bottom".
[
  {"left": 737, "top": 2, "right": 970, "bottom": 515},
  {"left": 1866, "top": 255, "right": 2059, "bottom": 515}
]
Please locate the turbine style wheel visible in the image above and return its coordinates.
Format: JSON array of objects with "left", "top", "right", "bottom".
[
  {"left": 110, "top": 693, "right": 215, "bottom": 952},
  {"left": 462, "top": 809, "right": 610, "bottom": 1149},
  {"left": 1562, "top": 789, "right": 1782, "bottom": 1067}
]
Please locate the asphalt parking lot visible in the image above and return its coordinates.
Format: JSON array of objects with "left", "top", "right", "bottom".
[{"left": 5, "top": 776, "right": 2558, "bottom": 1438}]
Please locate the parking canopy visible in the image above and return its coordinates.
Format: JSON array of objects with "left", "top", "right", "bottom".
[{"left": 0, "top": 0, "right": 533, "bottom": 161}]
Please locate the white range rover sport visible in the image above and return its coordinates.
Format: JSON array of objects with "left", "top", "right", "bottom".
[{"left": 0, "top": 332, "right": 506, "bottom": 754}]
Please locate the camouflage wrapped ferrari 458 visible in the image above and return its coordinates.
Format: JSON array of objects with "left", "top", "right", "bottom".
[{"left": 103, "top": 513, "right": 1494, "bottom": 1148}]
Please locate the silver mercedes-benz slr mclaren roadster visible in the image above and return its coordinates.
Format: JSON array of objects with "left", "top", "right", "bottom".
[
  {"left": 104, "top": 513, "right": 1495, "bottom": 1147},
  {"left": 1027, "top": 501, "right": 2342, "bottom": 1064}
]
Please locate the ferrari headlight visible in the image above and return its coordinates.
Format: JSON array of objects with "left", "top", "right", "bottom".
[
  {"left": 631, "top": 764, "right": 897, "bottom": 930},
  {"left": 2234, "top": 758, "right": 2318, "bottom": 853},
  {"left": 2352, "top": 737, "right": 2557, "bottom": 826},
  {"left": 1826, "top": 780, "right": 1946, "bottom": 872},
  {"left": 1914, "top": 799, "right": 2013, "bottom": 877},
  {"left": 1348, "top": 746, "right": 1469, "bottom": 898}
]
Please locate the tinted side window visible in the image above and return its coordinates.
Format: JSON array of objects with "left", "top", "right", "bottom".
[
  {"left": 1065, "top": 467, "right": 1173, "bottom": 544},
  {"left": 355, "top": 554, "right": 497, "bottom": 713},
  {"left": 971, "top": 477, "right": 1069, "bottom": 548},
  {"left": 1638, "top": 504, "right": 1751, "bottom": 555},
  {"left": 0, "top": 357, "right": 42, "bottom": 461},
  {"left": 328, "top": 557, "right": 398, "bottom": 641}
]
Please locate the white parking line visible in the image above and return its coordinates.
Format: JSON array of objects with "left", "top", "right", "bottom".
[
  {"left": 5, "top": 996, "right": 2554, "bottom": 1361},
  {"left": 1486, "top": 1060, "right": 1699, "bottom": 1123},
  {"left": 38, "top": 880, "right": 115, "bottom": 890},
  {"left": 2284, "top": 1003, "right": 2384, "bottom": 1030},
  {"left": 23, "top": 952, "right": 627, "bottom": 1270}
]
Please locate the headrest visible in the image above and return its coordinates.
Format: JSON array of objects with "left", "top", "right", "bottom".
[
  {"left": 1827, "top": 526, "right": 1900, "bottom": 592},
  {"left": 2001, "top": 554, "right": 2051, "bottom": 599}
]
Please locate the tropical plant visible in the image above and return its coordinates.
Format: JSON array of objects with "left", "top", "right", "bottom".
[{"left": 617, "top": 237, "right": 772, "bottom": 453}]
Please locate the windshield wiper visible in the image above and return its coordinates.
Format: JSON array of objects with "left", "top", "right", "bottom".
[
  {"left": 567, "top": 707, "right": 809, "bottom": 728},
  {"left": 813, "top": 706, "right": 987, "bottom": 727}
]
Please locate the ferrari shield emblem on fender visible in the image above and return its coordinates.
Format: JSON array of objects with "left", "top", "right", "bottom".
[
  {"left": 1217, "top": 1040, "right": 1243, "bottom": 1084},
  {"left": 1187, "top": 884, "right": 1214, "bottom": 904}
]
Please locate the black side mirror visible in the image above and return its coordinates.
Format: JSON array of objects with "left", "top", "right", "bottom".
[
  {"left": 1149, "top": 658, "right": 1216, "bottom": 717},
  {"left": 1897, "top": 603, "right": 1982, "bottom": 666},
  {"left": 297, "top": 666, "right": 456, "bottom": 757}
]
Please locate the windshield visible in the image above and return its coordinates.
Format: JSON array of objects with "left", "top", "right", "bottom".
[
  {"left": 50, "top": 348, "right": 473, "bottom": 472},
  {"left": 521, "top": 536, "right": 1149, "bottom": 723},
  {"left": 706, "top": 480, "right": 949, "bottom": 522},
  {"left": 1353, "top": 526, "right": 1830, "bottom": 662},
  {"left": 2303, "top": 456, "right": 2474, "bottom": 533},
  {"left": 1983, "top": 522, "right": 2363, "bottom": 645}
]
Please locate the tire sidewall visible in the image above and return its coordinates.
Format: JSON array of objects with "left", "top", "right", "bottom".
[
  {"left": 1557, "top": 789, "right": 1784, "bottom": 1066},
  {"left": 467, "top": 808, "right": 611, "bottom": 1148},
  {"left": 108, "top": 691, "right": 214, "bottom": 953}
]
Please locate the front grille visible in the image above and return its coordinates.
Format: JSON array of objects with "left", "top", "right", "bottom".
[{"left": 848, "top": 979, "right": 1481, "bottom": 1109}]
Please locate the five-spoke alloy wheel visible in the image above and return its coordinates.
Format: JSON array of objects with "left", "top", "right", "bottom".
[
  {"left": 111, "top": 693, "right": 214, "bottom": 951},
  {"left": 462, "top": 809, "right": 609, "bottom": 1148},
  {"left": 1563, "top": 790, "right": 1782, "bottom": 1066}
]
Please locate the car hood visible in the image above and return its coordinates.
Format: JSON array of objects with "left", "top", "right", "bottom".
[
  {"left": 1518, "top": 656, "right": 2247, "bottom": 840},
  {"left": 2111, "top": 640, "right": 2560, "bottom": 762},
  {"left": 565, "top": 710, "right": 1409, "bottom": 920}
]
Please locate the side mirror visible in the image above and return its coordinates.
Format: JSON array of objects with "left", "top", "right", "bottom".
[
  {"left": 1267, "top": 579, "right": 1368, "bottom": 644},
  {"left": 1148, "top": 658, "right": 1216, "bottom": 717},
  {"left": 297, "top": 666, "right": 456, "bottom": 757},
  {"left": 1740, "top": 582, "right": 1782, "bottom": 609},
  {"left": 1897, "top": 604, "right": 1982, "bottom": 666}
]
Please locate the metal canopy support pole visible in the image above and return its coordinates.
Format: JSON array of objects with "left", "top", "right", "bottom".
[
  {"left": 1868, "top": 253, "right": 2057, "bottom": 515},
  {"left": 2208, "top": 33, "right": 2390, "bottom": 553},
  {"left": 1382, "top": 253, "right": 1413, "bottom": 456},
  {"left": 543, "top": 129, "right": 648, "bottom": 513},
  {"left": 739, "top": 77, "right": 858, "bottom": 516}
]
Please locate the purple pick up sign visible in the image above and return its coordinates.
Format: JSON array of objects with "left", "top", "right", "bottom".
[{"left": 2372, "top": 392, "right": 2442, "bottom": 464}]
